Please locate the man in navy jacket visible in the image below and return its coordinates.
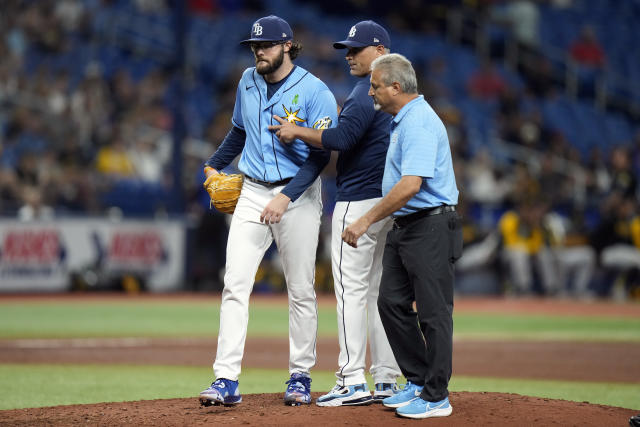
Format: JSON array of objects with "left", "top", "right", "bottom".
[{"left": 269, "top": 20, "right": 401, "bottom": 406}]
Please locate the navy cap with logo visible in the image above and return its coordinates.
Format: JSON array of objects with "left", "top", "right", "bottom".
[
  {"left": 240, "top": 15, "right": 293, "bottom": 44},
  {"left": 333, "top": 20, "right": 391, "bottom": 49}
]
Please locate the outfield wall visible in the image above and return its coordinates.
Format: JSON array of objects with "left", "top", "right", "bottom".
[{"left": 0, "top": 219, "right": 185, "bottom": 292}]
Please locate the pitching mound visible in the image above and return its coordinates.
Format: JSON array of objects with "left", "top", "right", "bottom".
[{"left": 1, "top": 392, "right": 636, "bottom": 426}]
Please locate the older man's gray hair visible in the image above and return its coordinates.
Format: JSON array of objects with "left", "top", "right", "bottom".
[{"left": 370, "top": 53, "right": 418, "bottom": 94}]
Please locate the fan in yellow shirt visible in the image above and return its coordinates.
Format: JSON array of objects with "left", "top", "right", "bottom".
[
  {"left": 95, "top": 137, "right": 135, "bottom": 177},
  {"left": 497, "top": 199, "right": 557, "bottom": 295}
]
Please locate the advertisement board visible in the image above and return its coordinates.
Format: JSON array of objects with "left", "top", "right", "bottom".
[{"left": 0, "top": 219, "right": 185, "bottom": 292}]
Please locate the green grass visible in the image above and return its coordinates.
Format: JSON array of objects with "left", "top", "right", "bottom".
[
  {"left": 0, "top": 302, "right": 338, "bottom": 339},
  {"left": 1, "top": 301, "right": 639, "bottom": 341},
  {"left": 1, "top": 365, "right": 638, "bottom": 411},
  {"left": 454, "top": 313, "right": 640, "bottom": 341}
]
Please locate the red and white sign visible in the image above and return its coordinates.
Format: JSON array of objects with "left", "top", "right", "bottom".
[
  {"left": 0, "top": 219, "right": 185, "bottom": 291},
  {"left": 2, "top": 230, "right": 62, "bottom": 264}
]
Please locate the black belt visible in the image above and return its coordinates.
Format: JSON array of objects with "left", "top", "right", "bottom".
[
  {"left": 245, "top": 176, "right": 292, "bottom": 187},
  {"left": 393, "top": 205, "right": 456, "bottom": 228}
]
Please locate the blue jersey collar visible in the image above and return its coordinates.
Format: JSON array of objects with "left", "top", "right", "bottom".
[{"left": 254, "top": 65, "right": 307, "bottom": 110}]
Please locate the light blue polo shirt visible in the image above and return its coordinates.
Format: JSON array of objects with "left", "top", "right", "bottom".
[{"left": 381, "top": 95, "right": 459, "bottom": 217}]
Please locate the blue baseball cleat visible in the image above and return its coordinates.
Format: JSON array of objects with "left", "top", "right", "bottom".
[
  {"left": 199, "top": 378, "right": 242, "bottom": 406},
  {"left": 284, "top": 373, "right": 312, "bottom": 406}
]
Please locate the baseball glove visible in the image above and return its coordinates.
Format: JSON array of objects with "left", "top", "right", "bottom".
[{"left": 203, "top": 172, "right": 244, "bottom": 214}]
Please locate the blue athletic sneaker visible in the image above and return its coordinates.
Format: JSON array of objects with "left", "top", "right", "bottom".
[
  {"left": 284, "top": 373, "right": 312, "bottom": 406},
  {"left": 382, "top": 381, "right": 423, "bottom": 408},
  {"left": 316, "top": 383, "right": 373, "bottom": 407},
  {"left": 199, "top": 378, "right": 242, "bottom": 406},
  {"left": 396, "top": 396, "right": 452, "bottom": 419},
  {"left": 372, "top": 382, "right": 400, "bottom": 402}
]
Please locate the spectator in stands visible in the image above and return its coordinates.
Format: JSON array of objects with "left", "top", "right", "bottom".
[
  {"left": 129, "top": 135, "right": 164, "bottom": 183},
  {"left": 607, "top": 146, "right": 637, "bottom": 201},
  {"left": 498, "top": 198, "right": 558, "bottom": 295},
  {"left": 491, "top": 0, "right": 540, "bottom": 54},
  {"left": 523, "top": 56, "right": 556, "bottom": 98},
  {"left": 25, "top": 2, "right": 66, "bottom": 54},
  {"left": 569, "top": 25, "right": 606, "bottom": 68},
  {"left": 537, "top": 153, "right": 573, "bottom": 210},
  {"left": 17, "top": 185, "right": 54, "bottom": 221},
  {"left": 506, "top": 162, "right": 540, "bottom": 206},
  {"left": 457, "top": 195, "right": 560, "bottom": 297},
  {"left": 595, "top": 198, "right": 640, "bottom": 300},
  {"left": 95, "top": 136, "right": 135, "bottom": 178},
  {"left": 0, "top": 166, "right": 20, "bottom": 215},
  {"left": 467, "top": 60, "right": 508, "bottom": 100},
  {"left": 498, "top": 101, "right": 551, "bottom": 152},
  {"left": 15, "top": 151, "right": 40, "bottom": 187},
  {"left": 46, "top": 71, "right": 70, "bottom": 116},
  {"left": 465, "top": 148, "right": 511, "bottom": 207},
  {"left": 584, "top": 146, "right": 610, "bottom": 201},
  {"left": 545, "top": 208, "right": 596, "bottom": 299},
  {"left": 109, "top": 69, "right": 136, "bottom": 119},
  {"left": 54, "top": 0, "right": 87, "bottom": 33},
  {"left": 70, "top": 65, "right": 111, "bottom": 145},
  {"left": 595, "top": 146, "right": 638, "bottom": 226}
]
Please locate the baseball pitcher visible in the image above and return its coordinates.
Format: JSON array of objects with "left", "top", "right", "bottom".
[{"left": 199, "top": 15, "right": 337, "bottom": 407}]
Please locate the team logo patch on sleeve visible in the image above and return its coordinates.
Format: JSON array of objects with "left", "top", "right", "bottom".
[{"left": 312, "top": 117, "right": 332, "bottom": 130}]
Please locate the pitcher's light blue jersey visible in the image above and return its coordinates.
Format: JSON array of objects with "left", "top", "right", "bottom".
[{"left": 233, "top": 65, "right": 337, "bottom": 182}]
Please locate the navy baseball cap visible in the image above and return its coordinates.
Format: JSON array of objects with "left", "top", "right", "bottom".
[
  {"left": 240, "top": 15, "right": 293, "bottom": 44},
  {"left": 333, "top": 20, "right": 391, "bottom": 49}
]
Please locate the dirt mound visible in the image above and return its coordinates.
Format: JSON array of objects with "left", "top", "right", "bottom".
[{"left": 1, "top": 392, "right": 636, "bottom": 426}]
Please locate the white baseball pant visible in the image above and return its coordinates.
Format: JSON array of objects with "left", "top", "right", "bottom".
[
  {"left": 213, "top": 178, "right": 322, "bottom": 381},
  {"left": 331, "top": 198, "right": 400, "bottom": 386},
  {"left": 501, "top": 246, "right": 558, "bottom": 294},
  {"left": 601, "top": 244, "right": 640, "bottom": 269}
]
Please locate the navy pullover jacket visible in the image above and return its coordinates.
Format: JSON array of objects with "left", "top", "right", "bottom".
[{"left": 321, "top": 77, "right": 391, "bottom": 202}]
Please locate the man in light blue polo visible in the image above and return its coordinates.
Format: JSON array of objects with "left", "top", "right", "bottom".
[
  {"left": 199, "top": 15, "right": 337, "bottom": 407},
  {"left": 342, "top": 53, "right": 463, "bottom": 419}
]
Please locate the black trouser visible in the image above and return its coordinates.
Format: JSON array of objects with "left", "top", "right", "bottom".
[{"left": 377, "top": 210, "right": 462, "bottom": 402}]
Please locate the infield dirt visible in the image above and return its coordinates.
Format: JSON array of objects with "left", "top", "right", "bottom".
[{"left": 1, "top": 392, "right": 636, "bottom": 426}]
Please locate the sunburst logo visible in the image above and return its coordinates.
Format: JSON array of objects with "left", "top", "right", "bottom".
[{"left": 281, "top": 105, "right": 305, "bottom": 125}]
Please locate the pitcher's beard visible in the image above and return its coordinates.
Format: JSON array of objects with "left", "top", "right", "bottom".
[{"left": 256, "top": 49, "right": 285, "bottom": 75}]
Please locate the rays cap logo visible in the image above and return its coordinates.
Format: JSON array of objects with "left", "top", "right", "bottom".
[
  {"left": 333, "top": 20, "right": 391, "bottom": 49},
  {"left": 240, "top": 15, "right": 293, "bottom": 44}
]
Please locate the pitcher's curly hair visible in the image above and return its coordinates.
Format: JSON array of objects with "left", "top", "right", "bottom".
[{"left": 288, "top": 41, "right": 302, "bottom": 60}]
